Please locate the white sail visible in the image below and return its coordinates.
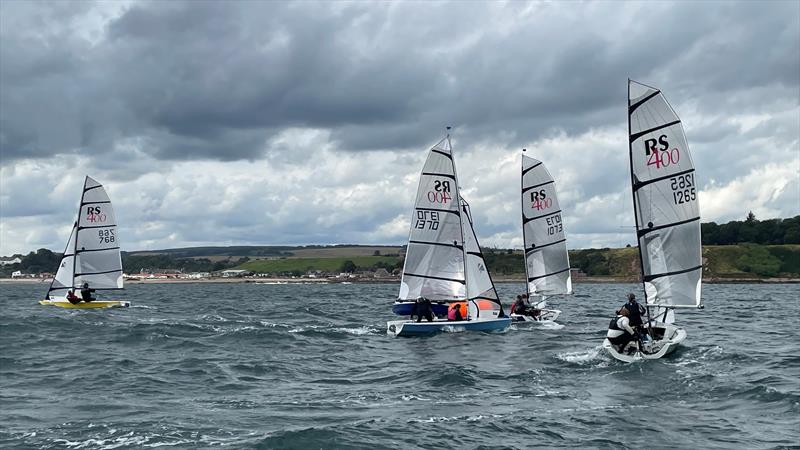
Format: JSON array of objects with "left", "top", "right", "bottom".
[
  {"left": 628, "top": 80, "right": 701, "bottom": 309},
  {"left": 460, "top": 198, "right": 502, "bottom": 318},
  {"left": 399, "top": 137, "right": 466, "bottom": 301},
  {"left": 47, "top": 224, "right": 77, "bottom": 300},
  {"left": 521, "top": 154, "right": 572, "bottom": 296}
]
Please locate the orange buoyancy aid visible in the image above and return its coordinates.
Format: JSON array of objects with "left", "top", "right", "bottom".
[{"left": 447, "top": 302, "right": 468, "bottom": 321}]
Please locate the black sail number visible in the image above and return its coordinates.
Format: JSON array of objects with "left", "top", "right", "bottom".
[{"left": 670, "top": 173, "right": 696, "bottom": 205}]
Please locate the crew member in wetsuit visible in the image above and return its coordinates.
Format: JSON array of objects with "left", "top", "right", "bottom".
[
  {"left": 80, "top": 283, "right": 96, "bottom": 303},
  {"left": 66, "top": 289, "right": 81, "bottom": 305},
  {"left": 413, "top": 297, "right": 434, "bottom": 323},
  {"left": 607, "top": 307, "right": 636, "bottom": 353},
  {"left": 622, "top": 292, "right": 648, "bottom": 341},
  {"left": 511, "top": 295, "right": 526, "bottom": 315}
]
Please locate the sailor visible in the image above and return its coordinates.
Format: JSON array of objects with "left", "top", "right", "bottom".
[
  {"left": 414, "top": 297, "right": 434, "bottom": 323},
  {"left": 448, "top": 303, "right": 464, "bottom": 321},
  {"left": 66, "top": 289, "right": 81, "bottom": 305},
  {"left": 511, "top": 295, "right": 526, "bottom": 315},
  {"left": 607, "top": 307, "right": 636, "bottom": 353},
  {"left": 80, "top": 282, "right": 96, "bottom": 303},
  {"left": 622, "top": 293, "right": 646, "bottom": 328}
]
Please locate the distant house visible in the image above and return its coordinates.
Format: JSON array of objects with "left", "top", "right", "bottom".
[
  {"left": 374, "top": 268, "right": 391, "bottom": 278},
  {"left": 221, "top": 269, "right": 250, "bottom": 277},
  {"left": 187, "top": 272, "right": 210, "bottom": 279},
  {"left": 11, "top": 271, "right": 23, "bottom": 278},
  {"left": 0, "top": 257, "right": 22, "bottom": 266}
]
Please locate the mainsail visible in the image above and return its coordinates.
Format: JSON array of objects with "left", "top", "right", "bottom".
[
  {"left": 628, "top": 80, "right": 701, "bottom": 310},
  {"left": 521, "top": 154, "right": 572, "bottom": 297},
  {"left": 460, "top": 198, "right": 502, "bottom": 318},
  {"left": 46, "top": 176, "right": 123, "bottom": 300},
  {"left": 399, "top": 137, "right": 466, "bottom": 302}
]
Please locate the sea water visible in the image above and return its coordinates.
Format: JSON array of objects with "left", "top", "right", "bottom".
[{"left": 0, "top": 282, "right": 797, "bottom": 449}]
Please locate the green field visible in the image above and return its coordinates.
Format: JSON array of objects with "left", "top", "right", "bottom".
[{"left": 237, "top": 256, "right": 402, "bottom": 274}]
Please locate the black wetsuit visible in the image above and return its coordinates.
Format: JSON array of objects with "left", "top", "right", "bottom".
[
  {"left": 417, "top": 300, "right": 434, "bottom": 322},
  {"left": 80, "top": 287, "right": 96, "bottom": 302},
  {"left": 624, "top": 301, "right": 645, "bottom": 327}
]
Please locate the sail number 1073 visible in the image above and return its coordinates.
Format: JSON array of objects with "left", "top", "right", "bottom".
[{"left": 670, "top": 173, "right": 696, "bottom": 205}]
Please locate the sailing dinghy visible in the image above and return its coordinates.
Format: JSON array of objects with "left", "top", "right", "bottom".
[
  {"left": 40, "top": 176, "right": 129, "bottom": 309},
  {"left": 387, "top": 134, "right": 510, "bottom": 337},
  {"left": 603, "top": 80, "right": 703, "bottom": 362},
  {"left": 513, "top": 152, "right": 572, "bottom": 322}
]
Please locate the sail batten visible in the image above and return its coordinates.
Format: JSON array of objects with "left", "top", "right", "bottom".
[
  {"left": 521, "top": 155, "right": 572, "bottom": 296},
  {"left": 628, "top": 80, "right": 702, "bottom": 309}
]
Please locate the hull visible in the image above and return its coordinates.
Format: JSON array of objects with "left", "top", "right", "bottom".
[
  {"left": 510, "top": 308, "right": 561, "bottom": 322},
  {"left": 391, "top": 301, "right": 449, "bottom": 317},
  {"left": 602, "top": 322, "right": 686, "bottom": 362},
  {"left": 39, "top": 300, "right": 131, "bottom": 309},
  {"left": 386, "top": 317, "right": 511, "bottom": 337}
]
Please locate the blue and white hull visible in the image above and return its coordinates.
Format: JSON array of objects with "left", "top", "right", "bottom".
[{"left": 386, "top": 317, "right": 511, "bottom": 337}]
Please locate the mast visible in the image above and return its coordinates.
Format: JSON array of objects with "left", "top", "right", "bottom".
[
  {"left": 521, "top": 149, "right": 531, "bottom": 299},
  {"left": 447, "top": 127, "right": 471, "bottom": 305},
  {"left": 72, "top": 176, "right": 89, "bottom": 291},
  {"left": 44, "top": 222, "right": 76, "bottom": 299},
  {"left": 627, "top": 79, "right": 654, "bottom": 331}
]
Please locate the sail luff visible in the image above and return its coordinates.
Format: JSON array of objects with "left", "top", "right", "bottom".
[{"left": 628, "top": 80, "right": 649, "bottom": 302}]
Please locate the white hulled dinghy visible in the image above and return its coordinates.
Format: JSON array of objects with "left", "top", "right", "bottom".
[
  {"left": 603, "top": 80, "right": 703, "bottom": 362},
  {"left": 40, "top": 176, "right": 129, "bottom": 309},
  {"left": 513, "top": 152, "right": 572, "bottom": 322},
  {"left": 387, "top": 133, "right": 510, "bottom": 337}
]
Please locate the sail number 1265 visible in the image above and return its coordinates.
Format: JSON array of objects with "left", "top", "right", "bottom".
[{"left": 670, "top": 173, "right": 696, "bottom": 205}]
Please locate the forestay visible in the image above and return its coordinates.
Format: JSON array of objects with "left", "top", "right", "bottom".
[
  {"left": 46, "top": 176, "right": 123, "bottom": 300},
  {"left": 521, "top": 155, "right": 572, "bottom": 297},
  {"left": 399, "top": 137, "right": 466, "bottom": 302},
  {"left": 628, "top": 80, "right": 701, "bottom": 309},
  {"left": 460, "top": 198, "right": 502, "bottom": 318}
]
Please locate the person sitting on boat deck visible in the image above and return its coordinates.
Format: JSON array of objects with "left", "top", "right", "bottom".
[
  {"left": 511, "top": 295, "right": 526, "bottom": 315},
  {"left": 622, "top": 293, "right": 645, "bottom": 326},
  {"left": 413, "top": 297, "right": 434, "bottom": 323},
  {"left": 80, "top": 283, "right": 96, "bottom": 303},
  {"left": 66, "top": 289, "right": 81, "bottom": 305},
  {"left": 448, "top": 302, "right": 464, "bottom": 321},
  {"left": 607, "top": 307, "right": 637, "bottom": 353}
]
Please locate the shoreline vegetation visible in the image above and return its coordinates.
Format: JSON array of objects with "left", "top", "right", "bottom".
[{"left": 3, "top": 215, "right": 799, "bottom": 285}]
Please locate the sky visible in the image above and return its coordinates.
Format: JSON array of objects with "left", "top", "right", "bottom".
[{"left": 1, "top": 0, "right": 798, "bottom": 256}]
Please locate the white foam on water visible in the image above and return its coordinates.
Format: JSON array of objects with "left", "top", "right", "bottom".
[
  {"left": 335, "top": 326, "right": 377, "bottom": 336},
  {"left": 537, "top": 321, "right": 565, "bottom": 330},
  {"left": 556, "top": 346, "right": 603, "bottom": 364}
]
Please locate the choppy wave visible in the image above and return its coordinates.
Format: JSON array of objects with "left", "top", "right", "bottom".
[{"left": 1, "top": 282, "right": 798, "bottom": 449}]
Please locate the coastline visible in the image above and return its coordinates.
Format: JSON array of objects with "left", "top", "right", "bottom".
[{"left": 2, "top": 276, "right": 798, "bottom": 285}]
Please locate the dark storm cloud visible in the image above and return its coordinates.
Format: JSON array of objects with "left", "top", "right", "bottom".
[{"left": 1, "top": 0, "right": 798, "bottom": 164}]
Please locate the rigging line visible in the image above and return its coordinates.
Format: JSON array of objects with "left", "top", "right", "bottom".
[{"left": 75, "top": 268, "right": 123, "bottom": 276}]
